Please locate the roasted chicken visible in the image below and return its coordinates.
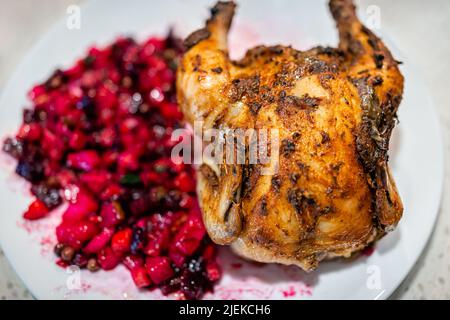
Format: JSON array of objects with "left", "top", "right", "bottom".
[{"left": 176, "top": 0, "right": 404, "bottom": 271}]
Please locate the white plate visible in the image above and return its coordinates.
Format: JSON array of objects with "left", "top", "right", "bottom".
[{"left": 0, "top": 0, "right": 444, "bottom": 300}]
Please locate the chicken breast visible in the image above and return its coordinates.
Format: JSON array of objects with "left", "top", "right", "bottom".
[{"left": 176, "top": 0, "right": 403, "bottom": 271}]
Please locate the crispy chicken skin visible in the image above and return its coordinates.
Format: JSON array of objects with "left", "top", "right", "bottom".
[{"left": 176, "top": 0, "right": 404, "bottom": 271}]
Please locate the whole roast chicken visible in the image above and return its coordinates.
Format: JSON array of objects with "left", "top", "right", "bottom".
[{"left": 176, "top": 0, "right": 404, "bottom": 271}]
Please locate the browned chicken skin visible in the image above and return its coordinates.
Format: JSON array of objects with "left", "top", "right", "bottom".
[{"left": 177, "top": 0, "right": 404, "bottom": 271}]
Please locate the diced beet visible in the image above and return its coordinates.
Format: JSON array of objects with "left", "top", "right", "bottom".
[
  {"left": 144, "top": 228, "right": 170, "bottom": 257},
  {"left": 69, "top": 131, "right": 88, "bottom": 150},
  {"left": 97, "top": 247, "right": 121, "bottom": 270},
  {"left": 96, "top": 85, "right": 117, "bottom": 110},
  {"left": 79, "top": 171, "right": 111, "bottom": 194},
  {"left": 100, "top": 184, "right": 122, "bottom": 201},
  {"left": 120, "top": 114, "right": 142, "bottom": 132},
  {"left": 134, "top": 217, "right": 149, "bottom": 230},
  {"left": 142, "top": 38, "right": 165, "bottom": 58},
  {"left": 111, "top": 228, "right": 133, "bottom": 254},
  {"left": 23, "top": 199, "right": 49, "bottom": 220},
  {"left": 87, "top": 213, "right": 102, "bottom": 224},
  {"left": 80, "top": 71, "right": 98, "bottom": 88},
  {"left": 65, "top": 61, "right": 84, "bottom": 79},
  {"left": 28, "top": 84, "right": 46, "bottom": 102},
  {"left": 55, "top": 223, "right": 72, "bottom": 246},
  {"left": 100, "top": 201, "right": 125, "bottom": 228},
  {"left": 160, "top": 102, "right": 183, "bottom": 120},
  {"left": 140, "top": 171, "right": 160, "bottom": 186},
  {"left": 122, "top": 254, "right": 145, "bottom": 271},
  {"left": 172, "top": 214, "right": 206, "bottom": 256},
  {"left": 130, "top": 267, "right": 152, "bottom": 288},
  {"left": 64, "top": 109, "right": 84, "bottom": 127},
  {"left": 63, "top": 190, "right": 98, "bottom": 223},
  {"left": 102, "top": 150, "right": 119, "bottom": 168},
  {"left": 147, "top": 56, "right": 167, "bottom": 71},
  {"left": 83, "top": 227, "right": 115, "bottom": 254},
  {"left": 67, "top": 150, "right": 101, "bottom": 172},
  {"left": 146, "top": 257, "right": 174, "bottom": 285},
  {"left": 174, "top": 172, "right": 196, "bottom": 193},
  {"left": 56, "top": 170, "right": 77, "bottom": 188},
  {"left": 42, "top": 129, "right": 64, "bottom": 161},
  {"left": 56, "top": 220, "right": 99, "bottom": 250},
  {"left": 97, "top": 127, "right": 117, "bottom": 148},
  {"left": 17, "top": 123, "right": 41, "bottom": 141},
  {"left": 54, "top": 94, "right": 72, "bottom": 116},
  {"left": 71, "top": 221, "right": 99, "bottom": 243}
]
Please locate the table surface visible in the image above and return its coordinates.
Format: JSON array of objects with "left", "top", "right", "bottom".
[{"left": 0, "top": 0, "right": 449, "bottom": 300}]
